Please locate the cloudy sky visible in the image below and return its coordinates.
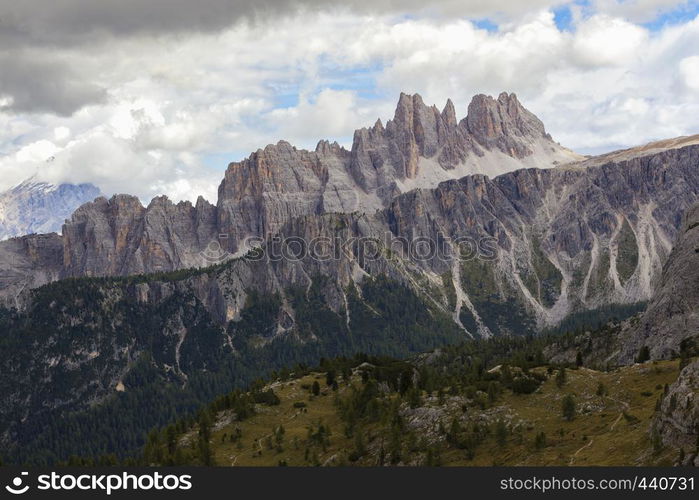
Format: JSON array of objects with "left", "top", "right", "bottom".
[{"left": 1, "top": 0, "right": 699, "bottom": 203}]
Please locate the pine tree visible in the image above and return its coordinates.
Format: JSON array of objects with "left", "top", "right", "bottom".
[
  {"left": 407, "top": 387, "right": 422, "bottom": 408},
  {"left": 197, "top": 411, "right": 215, "bottom": 466},
  {"left": 495, "top": 420, "right": 508, "bottom": 447},
  {"left": 596, "top": 382, "right": 607, "bottom": 397},
  {"left": 562, "top": 394, "right": 576, "bottom": 421},
  {"left": 353, "top": 430, "right": 366, "bottom": 460},
  {"left": 555, "top": 367, "right": 567, "bottom": 388},
  {"left": 534, "top": 431, "right": 547, "bottom": 450},
  {"left": 166, "top": 425, "right": 178, "bottom": 456},
  {"left": 636, "top": 345, "right": 651, "bottom": 363},
  {"left": 487, "top": 381, "right": 499, "bottom": 404}
]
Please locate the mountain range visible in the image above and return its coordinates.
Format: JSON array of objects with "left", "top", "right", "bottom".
[
  {"left": 0, "top": 92, "right": 698, "bottom": 464},
  {"left": 2, "top": 93, "right": 697, "bottom": 330}
]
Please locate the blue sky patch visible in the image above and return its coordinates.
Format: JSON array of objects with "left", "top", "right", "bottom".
[
  {"left": 643, "top": 1, "right": 699, "bottom": 31},
  {"left": 473, "top": 18, "right": 498, "bottom": 32},
  {"left": 553, "top": 5, "right": 574, "bottom": 31}
]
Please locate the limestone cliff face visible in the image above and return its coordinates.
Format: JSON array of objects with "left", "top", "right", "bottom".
[
  {"left": 617, "top": 201, "right": 699, "bottom": 363},
  {"left": 0, "top": 232, "right": 63, "bottom": 309},
  {"left": 378, "top": 146, "right": 699, "bottom": 329},
  {"left": 62, "top": 194, "right": 218, "bottom": 277},
  {"left": 350, "top": 93, "right": 468, "bottom": 187},
  {"left": 465, "top": 92, "right": 551, "bottom": 158},
  {"left": 216, "top": 140, "right": 354, "bottom": 251}
]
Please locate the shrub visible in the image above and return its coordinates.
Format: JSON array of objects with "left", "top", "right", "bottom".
[
  {"left": 511, "top": 376, "right": 542, "bottom": 394},
  {"left": 596, "top": 382, "right": 607, "bottom": 397},
  {"left": 555, "top": 368, "right": 567, "bottom": 388},
  {"left": 636, "top": 346, "right": 650, "bottom": 363},
  {"left": 253, "top": 389, "right": 280, "bottom": 406},
  {"left": 534, "top": 431, "right": 547, "bottom": 450}
]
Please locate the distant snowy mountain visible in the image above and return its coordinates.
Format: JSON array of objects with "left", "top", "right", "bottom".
[{"left": 0, "top": 179, "right": 101, "bottom": 240}]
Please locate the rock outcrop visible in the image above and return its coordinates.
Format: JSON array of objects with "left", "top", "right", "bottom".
[
  {"left": 652, "top": 360, "right": 699, "bottom": 463},
  {"left": 465, "top": 92, "right": 553, "bottom": 158},
  {"left": 0, "top": 232, "right": 63, "bottom": 309},
  {"left": 62, "top": 194, "right": 219, "bottom": 277}
]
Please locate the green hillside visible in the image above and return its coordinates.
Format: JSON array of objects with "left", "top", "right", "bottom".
[{"left": 136, "top": 343, "right": 687, "bottom": 467}]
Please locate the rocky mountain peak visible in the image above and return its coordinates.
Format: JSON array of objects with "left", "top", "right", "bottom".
[
  {"left": 108, "top": 193, "right": 145, "bottom": 210},
  {"left": 147, "top": 195, "right": 172, "bottom": 208},
  {"left": 392, "top": 92, "right": 432, "bottom": 125},
  {"left": 315, "top": 139, "right": 345, "bottom": 155},
  {"left": 441, "top": 98, "right": 457, "bottom": 128},
  {"left": 147, "top": 195, "right": 199, "bottom": 212},
  {"left": 464, "top": 92, "right": 550, "bottom": 157},
  {"left": 497, "top": 90, "right": 518, "bottom": 104},
  {"left": 0, "top": 179, "right": 101, "bottom": 240},
  {"left": 373, "top": 118, "right": 385, "bottom": 132}
]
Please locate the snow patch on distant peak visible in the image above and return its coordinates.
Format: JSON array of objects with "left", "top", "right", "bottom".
[{"left": 0, "top": 178, "right": 102, "bottom": 240}]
